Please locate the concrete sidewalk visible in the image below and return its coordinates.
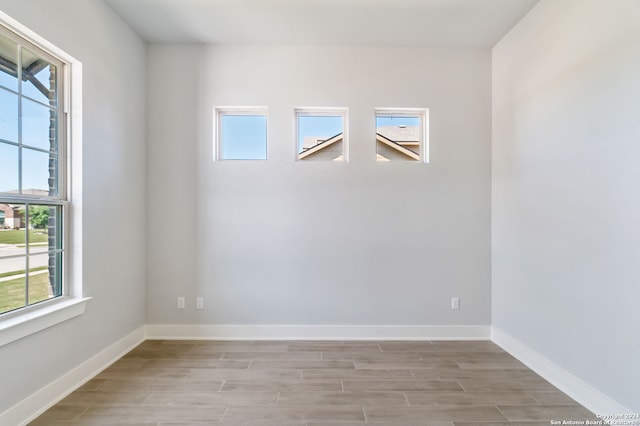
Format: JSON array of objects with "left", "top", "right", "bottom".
[{"left": 0, "top": 269, "right": 48, "bottom": 283}]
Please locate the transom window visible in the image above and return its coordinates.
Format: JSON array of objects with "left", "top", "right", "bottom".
[
  {"left": 0, "top": 25, "right": 66, "bottom": 315},
  {"left": 295, "top": 108, "right": 347, "bottom": 161},
  {"left": 375, "top": 108, "right": 428, "bottom": 162},
  {"left": 214, "top": 108, "right": 268, "bottom": 160}
]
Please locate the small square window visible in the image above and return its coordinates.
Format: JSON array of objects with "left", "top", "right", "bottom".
[
  {"left": 215, "top": 108, "right": 267, "bottom": 160},
  {"left": 375, "top": 109, "right": 428, "bottom": 162},
  {"left": 295, "top": 108, "right": 347, "bottom": 161}
]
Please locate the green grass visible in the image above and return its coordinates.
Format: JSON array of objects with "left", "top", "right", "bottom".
[
  {"left": 0, "top": 229, "right": 49, "bottom": 245},
  {"left": 0, "top": 266, "right": 48, "bottom": 279},
  {"left": 0, "top": 273, "right": 51, "bottom": 313}
]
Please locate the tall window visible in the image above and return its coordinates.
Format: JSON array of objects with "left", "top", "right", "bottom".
[
  {"left": 375, "top": 108, "right": 428, "bottom": 162},
  {"left": 0, "top": 26, "right": 65, "bottom": 315}
]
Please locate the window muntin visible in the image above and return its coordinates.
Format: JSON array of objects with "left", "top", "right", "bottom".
[
  {"left": 295, "top": 109, "right": 347, "bottom": 161},
  {"left": 375, "top": 109, "right": 428, "bottom": 163},
  {"left": 0, "top": 25, "right": 66, "bottom": 316},
  {"left": 215, "top": 108, "right": 268, "bottom": 161}
]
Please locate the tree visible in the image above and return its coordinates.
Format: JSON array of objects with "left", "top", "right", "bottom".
[{"left": 29, "top": 206, "right": 50, "bottom": 229}]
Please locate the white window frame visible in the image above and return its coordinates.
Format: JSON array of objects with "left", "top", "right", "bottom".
[
  {"left": 375, "top": 108, "right": 429, "bottom": 163},
  {"left": 294, "top": 107, "right": 349, "bottom": 162},
  {"left": 0, "top": 11, "right": 88, "bottom": 347},
  {"left": 214, "top": 107, "right": 268, "bottom": 161}
]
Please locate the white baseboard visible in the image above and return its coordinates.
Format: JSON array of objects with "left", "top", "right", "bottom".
[
  {"left": 145, "top": 324, "right": 491, "bottom": 340},
  {"left": 0, "top": 326, "right": 145, "bottom": 426},
  {"left": 491, "top": 327, "right": 633, "bottom": 418}
]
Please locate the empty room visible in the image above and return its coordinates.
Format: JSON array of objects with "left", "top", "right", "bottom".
[{"left": 0, "top": 0, "right": 638, "bottom": 424}]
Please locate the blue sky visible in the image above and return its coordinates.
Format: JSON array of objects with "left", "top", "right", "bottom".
[
  {"left": 0, "top": 142, "right": 18, "bottom": 192},
  {"left": 219, "top": 115, "right": 267, "bottom": 160}
]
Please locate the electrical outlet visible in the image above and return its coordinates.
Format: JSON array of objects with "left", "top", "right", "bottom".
[
  {"left": 451, "top": 297, "right": 460, "bottom": 310},
  {"left": 177, "top": 297, "right": 185, "bottom": 309},
  {"left": 196, "top": 297, "right": 204, "bottom": 310}
]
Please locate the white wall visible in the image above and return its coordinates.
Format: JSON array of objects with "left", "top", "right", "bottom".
[
  {"left": 492, "top": 0, "right": 640, "bottom": 412},
  {"left": 146, "top": 44, "right": 491, "bottom": 326},
  {"left": 0, "top": 0, "right": 146, "bottom": 413}
]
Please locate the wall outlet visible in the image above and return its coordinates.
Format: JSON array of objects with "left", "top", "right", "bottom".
[
  {"left": 196, "top": 297, "right": 204, "bottom": 310},
  {"left": 451, "top": 297, "right": 460, "bottom": 310},
  {"left": 177, "top": 297, "right": 185, "bottom": 309}
]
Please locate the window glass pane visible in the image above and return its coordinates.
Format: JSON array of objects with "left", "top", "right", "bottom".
[
  {"left": 0, "top": 206, "right": 61, "bottom": 313},
  {"left": 22, "top": 97, "right": 57, "bottom": 151},
  {"left": 376, "top": 115, "right": 421, "bottom": 162},
  {"left": 0, "top": 89, "right": 18, "bottom": 143},
  {"left": 22, "top": 148, "right": 57, "bottom": 195},
  {"left": 28, "top": 252, "right": 60, "bottom": 305},
  {"left": 0, "top": 142, "right": 19, "bottom": 193},
  {"left": 297, "top": 115, "right": 344, "bottom": 161},
  {"left": 21, "top": 48, "right": 57, "bottom": 106},
  {"left": 0, "top": 255, "right": 27, "bottom": 314},
  {"left": 0, "top": 35, "right": 19, "bottom": 91},
  {"left": 27, "top": 205, "right": 59, "bottom": 254},
  {"left": 220, "top": 114, "right": 267, "bottom": 160}
]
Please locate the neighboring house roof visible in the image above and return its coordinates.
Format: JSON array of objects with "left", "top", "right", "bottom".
[
  {"left": 22, "top": 189, "right": 49, "bottom": 196},
  {"left": 299, "top": 133, "right": 343, "bottom": 160},
  {"left": 302, "top": 136, "right": 330, "bottom": 150},
  {"left": 2, "top": 189, "right": 49, "bottom": 197},
  {"left": 376, "top": 133, "right": 420, "bottom": 161},
  {"left": 298, "top": 125, "right": 420, "bottom": 161},
  {"left": 376, "top": 125, "right": 419, "bottom": 143}
]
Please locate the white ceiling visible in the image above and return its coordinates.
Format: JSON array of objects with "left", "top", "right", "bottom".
[{"left": 104, "top": 0, "right": 539, "bottom": 48}]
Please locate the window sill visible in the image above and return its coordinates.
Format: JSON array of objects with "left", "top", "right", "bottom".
[{"left": 0, "top": 297, "right": 91, "bottom": 347}]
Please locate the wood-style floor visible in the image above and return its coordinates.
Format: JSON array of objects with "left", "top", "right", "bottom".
[{"left": 31, "top": 340, "right": 598, "bottom": 425}]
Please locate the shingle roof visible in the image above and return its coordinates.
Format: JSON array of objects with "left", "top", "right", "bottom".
[{"left": 376, "top": 126, "right": 420, "bottom": 142}]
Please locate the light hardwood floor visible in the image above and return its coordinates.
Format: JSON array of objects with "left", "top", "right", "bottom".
[{"left": 31, "top": 340, "right": 599, "bottom": 425}]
